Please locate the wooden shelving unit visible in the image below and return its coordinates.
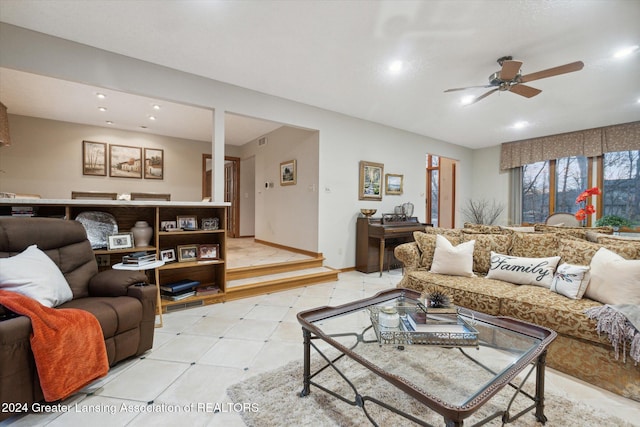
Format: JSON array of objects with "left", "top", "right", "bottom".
[{"left": 0, "top": 199, "right": 228, "bottom": 315}]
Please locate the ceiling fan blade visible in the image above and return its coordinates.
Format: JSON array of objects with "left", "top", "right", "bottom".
[
  {"left": 500, "top": 60, "right": 523, "bottom": 81},
  {"left": 468, "top": 88, "right": 499, "bottom": 105},
  {"left": 509, "top": 84, "right": 542, "bottom": 98},
  {"left": 444, "top": 85, "right": 492, "bottom": 93},
  {"left": 520, "top": 61, "right": 584, "bottom": 83}
]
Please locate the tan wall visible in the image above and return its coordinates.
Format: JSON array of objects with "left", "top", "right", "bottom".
[{"left": 0, "top": 115, "right": 211, "bottom": 201}]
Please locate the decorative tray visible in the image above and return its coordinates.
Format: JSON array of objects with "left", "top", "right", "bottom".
[{"left": 368, "top": 306, "right": 479, "bottom": 347}]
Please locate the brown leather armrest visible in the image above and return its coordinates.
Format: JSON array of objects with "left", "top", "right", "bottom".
[{"left": 88, "top": 269, "right": 148, "bottom": 297}]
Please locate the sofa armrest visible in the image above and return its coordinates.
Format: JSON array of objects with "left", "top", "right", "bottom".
[
  {"left": 88, "top": 269, "right": 148, "bottom": 297},
  {"left": 394, "top": 242, "right": 421, "bottom": 272}
]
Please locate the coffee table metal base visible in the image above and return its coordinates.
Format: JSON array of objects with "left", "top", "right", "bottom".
[{"left": 300, "top": 327, "right": 549, "bottom": 427}]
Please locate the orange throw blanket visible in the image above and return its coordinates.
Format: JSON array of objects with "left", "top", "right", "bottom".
[{"left": 0, "top": 290, "right": 108, "bottom": 401}]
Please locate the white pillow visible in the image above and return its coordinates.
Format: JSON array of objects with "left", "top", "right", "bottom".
[
  {"left": 550, "top": 263, "right": 591, "bottom": 299},
  {"left": 0, "top": 245, "right": 73, "bottom": 307},
  {"left": 486, "top": 252, "right": 561, "bottom": 288},
  {"left": 429, "top": 234, "right": 475, "bottom": 277},
  {"left": 585, "top": 247, "right": 640, "bottom": 305}
]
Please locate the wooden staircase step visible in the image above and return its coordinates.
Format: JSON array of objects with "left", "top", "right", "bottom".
[
  {"left": 225, "top": 266, "right": 338, "bottom": 301},
  {"left": 226, "top": 257, "right": 325, "bottom": 281}
]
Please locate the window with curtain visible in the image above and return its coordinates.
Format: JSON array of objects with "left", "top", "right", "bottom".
[{"left": 518, "top": 151, "right": 639, "bottom": 229}]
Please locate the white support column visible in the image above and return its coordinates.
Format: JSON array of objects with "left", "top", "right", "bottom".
[{"left": 212, "top": 108, "right": 225, "bottom": 202}]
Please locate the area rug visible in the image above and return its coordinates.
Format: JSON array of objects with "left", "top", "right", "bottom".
[{"left": 227, "top": 346, "right": 633, "bottom": 427}]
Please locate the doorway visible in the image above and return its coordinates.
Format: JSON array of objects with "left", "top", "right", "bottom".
[
  {"left": 202, "top": 154, "right": 240, "bottom": 238},
  {"left": 426, "top": 154, "right": 457, "bottom": 228}
]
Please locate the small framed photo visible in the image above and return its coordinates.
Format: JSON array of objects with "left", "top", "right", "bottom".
[
  {"left": 177, "top": 245, "right": 198, "bottom": 262},
  {"left": 160, "top": 248, "right": 176, "bottom": 263},
  {"left": 197, "top": 244, "right": 220, "bottom": 260},
  {"left": 107, "top": 233, "right": 134, "bottom": 250},
  {"left": 110, "top": 144, "right": 142, "bottom": 178},
  {"left": 385, "top": 174, "right": 404, "bottom": 195},
  {"left": 82, "top": 140, "right": 107, "bottom": 176},
  {"left": 359, "top": 160, "right": 384, "bottom": 201},
  {"left": 177, "top": 216, "right": 198, "bottom": 230},
  {"left": 201, "top": 217, "right": 219, "bottom": 230},
  {"left": 161, "top": 220, "right": 178, "bottom": 231},
  {"left": 144, "top": 148, "right": 164, "bottom": 179},
  {"left": 280, "top": 159, "right": 297, "bottom": 186}
]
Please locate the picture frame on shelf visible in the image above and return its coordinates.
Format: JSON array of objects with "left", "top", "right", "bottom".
[
  {"left": 359, "top": 161, "right": 384, "bottom": 201},
  {"left": 110, "top": 144, "right": 142, "bottom": 178},
  {"left": 201, "top": 217, "right": 219, "bottom": 230},
  {"left": 197, "top": 244, "right": 220, "bottom": 260},
  {"left": 161, "top": 220, "right": 178, "bottom": 231},
  {"left": 106, "top": 232, "right": 134, "bottom": 250},
  {"left": 177, "top": 245, "right": 198, "bottom": 262},
  {"left": 280, "top": 159, "right": 297, "bottom": 186},
  {"left": 144, "top": 148, "right": 164, "bottom": 179},
  {"left": 385, "top": 174, "right": 403, "bottom": 195},
  {"left": 82, "top": 140, "right": 107, "bottom": 176},
  {"left": 160, "top": 248, "right": 176, "bottom": 262},
  {"left": 177, "top": 216, "right": 198, "bottom": 230}
]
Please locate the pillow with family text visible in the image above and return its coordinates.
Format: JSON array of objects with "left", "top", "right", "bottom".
[{"left": 486, "top": 252, "right": 561, "bottom": 288}]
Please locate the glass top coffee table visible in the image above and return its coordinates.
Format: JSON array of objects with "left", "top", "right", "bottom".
[{"left": 297, "top": 288, "right": 557, "bottom": 426}]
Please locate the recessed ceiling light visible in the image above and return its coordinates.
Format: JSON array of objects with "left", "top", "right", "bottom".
[
  {"left": 613, "top": 45, "right": 639, "bottom": 58},
  {"left": 98, "top": 106, "right": 107, "bottom": 112},
  {"left": 106, "top": 121, "right": 114, "bottom": 125},
  {"left": 148, "top": 116, "right": 156, "bottom": 121},
  {"left": 388, "top": 60, "right": 403, "bottom": 74},
  {"left": 96, "top": 93, "right": 106, "bottom": 99},
  {"left": 152, "top": 104, "right": 161, "bottom": 110},
  {"left": 512, "top": 121, "right": 529, "bottom": 129}
]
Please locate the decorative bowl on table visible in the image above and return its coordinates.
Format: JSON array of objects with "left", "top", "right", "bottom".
[{"left": 360, "top": 209, "right": 377, "bottom": 217}]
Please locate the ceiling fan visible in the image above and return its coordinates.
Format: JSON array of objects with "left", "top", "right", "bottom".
[{"left": 444, "top": 56, "right": 584, "bottom": 105}]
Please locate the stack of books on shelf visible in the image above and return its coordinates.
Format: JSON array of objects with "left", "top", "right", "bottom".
[
  {"left": 160, "top": 279, "right": 200, "bottom": 301},
  {"left": 11, "top": 206, "right": 34, "bottom": 217},
  {"left": 122, "top": 251, "right": 157, "bottom": 267}
]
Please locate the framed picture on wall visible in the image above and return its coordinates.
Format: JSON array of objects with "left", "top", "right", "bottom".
[
  {"left": 280, "top": 159, "right": 297, "bottom": 186},
  {"left": 385, "top": 174, "right": 403, "bottom": 195},
  {"left": 144, "top": 148, "right": 164, "bottom": 179},
  {"left": 110, "top": 145, "right": 142, "bottom": 178},
  {"left": 359, "top": 161, "right": 384, "bottom": 200},
  {"left": 82, "top": 140, "right": 107, "bottom": 176}
]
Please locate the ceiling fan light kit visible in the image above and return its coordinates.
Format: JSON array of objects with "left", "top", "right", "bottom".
[{"left": 445, "top": 56, "right": 584, "bottom": 104}]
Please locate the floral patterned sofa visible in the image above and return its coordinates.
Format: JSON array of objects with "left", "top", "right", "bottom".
[{"left": 394, "top": 223, "right": 640, "bottom": 401}]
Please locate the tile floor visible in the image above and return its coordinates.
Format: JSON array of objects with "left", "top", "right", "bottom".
[{"left": 3, "top": 242, "right": 640, "bottom": 426}]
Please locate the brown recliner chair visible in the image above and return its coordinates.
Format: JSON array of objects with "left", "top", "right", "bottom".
[{"left": 0, "top": 217, "right": 157, "bottom": 420}]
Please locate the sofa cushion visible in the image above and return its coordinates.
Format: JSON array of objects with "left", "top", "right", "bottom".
[
  {"left": 499, "top": 285, "right": 606, "bottom": 344},
  {"left": 595, "top": 234, "right": 640, "bottom": 258},
  {"left": 419, "top": 227, "right": 463, "bottom": 240},
  {"left": 550, "top": 263, "right": 591, "bottom": 299},
  {"left": 486, "top": 252, "right": 561, "bottom": 288},
  {"left": 585, "top": 247, "right": 640, "bottom": 305},
  {"left": 429, "top": 235, "right": 475, "bottom": 277},
  {"left": 463, "top": 233, "right": 513, "bottom": 274},
  {"left": 462, "top": 223, "right": 507, "bottom": 234},
  {"left": 404, "top": 270, "right": 517, "bottom": 316},
  {"left": 59, "top": 297, "right": 143, "bottom": 337},
  {"left": 558, "top": 237, "right": 637, "bottom": 266},
  {"left": 0, "top": 245, "right": 73, "bottom": 307},
  {"left": 510, "top": 232, "right": 559, "bottom": 258}
]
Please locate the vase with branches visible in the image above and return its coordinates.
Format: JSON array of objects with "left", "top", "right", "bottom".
[{"left": 460, "top": 198, "right": 505, "bottom": 225}]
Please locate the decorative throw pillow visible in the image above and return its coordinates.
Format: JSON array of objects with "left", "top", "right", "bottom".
[
  {"left": 486, "top": 252, "right": 561, "bottom": 288},
  {"left": 413, "top": 232, "right": 461, "bottom": 269},
  {"left": 550, "top": 263, "right": 591, "bottom": 299},
  {"left": 429, "top": 234, "right": 475, "bottom": 277},
  {"left": 584, "top": 247, "right": 640, "bottom": 305},
  {"left": 0, "top": 245, "right": 73, "bottom": 307}
]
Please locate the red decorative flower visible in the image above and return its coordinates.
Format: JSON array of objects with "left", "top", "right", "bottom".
[{"left": 574, "top": 187, "right": 600, "bottom": 221}]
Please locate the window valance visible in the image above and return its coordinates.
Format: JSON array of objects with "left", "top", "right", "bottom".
[{"left": 500, "top": 121, "right": 640, "bottom": 170}]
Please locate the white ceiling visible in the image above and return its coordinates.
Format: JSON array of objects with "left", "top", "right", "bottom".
[{"left": 0, "top": 0, "right": 639, "bottom": 149}]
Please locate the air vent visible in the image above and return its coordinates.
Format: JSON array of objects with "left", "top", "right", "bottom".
[{"left": 258, "top": 137, "right": 268, "bottom": 146}]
